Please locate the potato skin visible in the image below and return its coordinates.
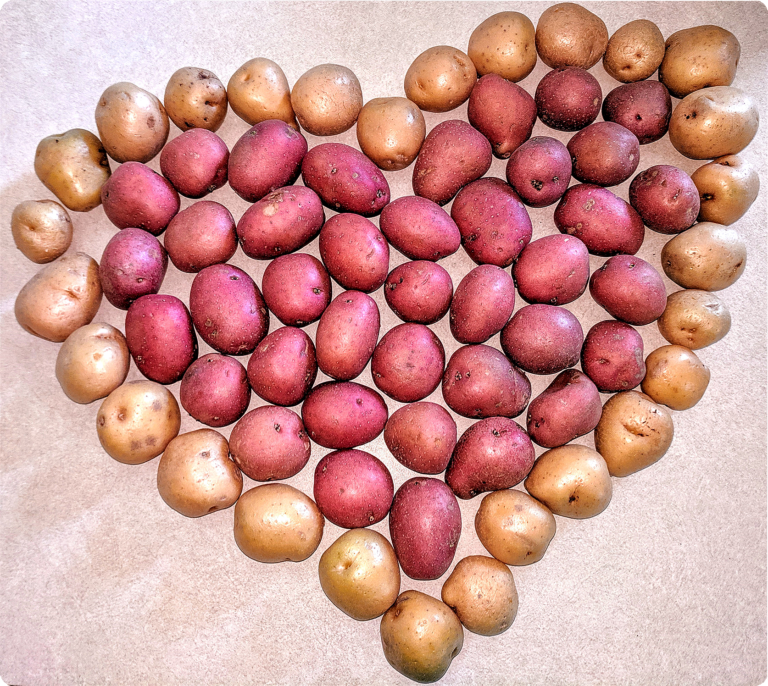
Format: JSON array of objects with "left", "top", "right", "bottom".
[
  {"left": 467, "top": 11, "right": 537, "bottom": 82},
  {"left": 291, "top": 63, "right": 363, "bottom": 135},
  {"left": 227, "top": 58, "right": 297, "bottom": 128},
  {"left": 581, "top": 320, "right": 645, "bottom": 392},
  {"left": 641, "top": 345, "right": 711, "bottom": 411},
  {"left": 261, "top": 254, "right": 331, "bottom": 327},
  {"left": 567, "top": 122, "right": 640, "bottom": 187},
  {"left": 629, "top": 165, "right": 700, "bottom": 235},
  {"left": 379, "top": 196, "right": 461, "bottom": 261},
  {"left": 356, "top": 97, "right": 426, "bottom": 171},
  {"left": 535, "top": 67, "right": 602, "bottom": 132},
  {"left": 692, "top": 155, "right": 760, "bottom": 225},
  {"left": 602, "top": 81, "right": 672, "bottom": 145},
  {"left": 404, "top": 46, "right": 476, "bottom": 113},
  {"left": 535, "top": 3, "right": 608, "bottom": 70},
  {"left": 505, "top": 136, "right": 571, "bottom": 208},
  {"left": 179, "top": 354, "right": 250, "bottom": 427},
  {"left": 603, "top": 19, "right": 665, "bottom": 83},
  {"left": 11, "top": 200, "right": 72, "bottom": 264},
  {"left": 450, "top": 265, "right": 515, "bottom": 344},
  {"left": 384, "top": 261, "right": 453, "bottom": 325},
  {"left": 163, "top": 66, "right": 228, "bottom": 132},
  {"left": 159, "top": 128, "right": 229, "bottom": 198},
  {"left": 384, "top": 402, "right": 457, "bottom": 475},
  {"left": 164, "top": 201, "right": 237, "bottom": 273},
  {"left": 658, "top": 289, "right": 731, "bottom": 350}
]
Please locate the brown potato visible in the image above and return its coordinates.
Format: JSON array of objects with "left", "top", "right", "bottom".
[
  {"left": 692, "top": 155, "right": 760, "bottom": 225},
  {"left": 467, "top": 11, "right": 537, "bottom": 82},
  {"left": 96, "top": 380, "right": 181, "bottom": 465},
  {"left": 34, "top": 129, "right": 111, "bottom": 212},
  {"left": 356, "top": 97, "right": 426, "bottom": 171},
  {"left": 603, "top": 19, "right": 665, "bottom": 83},
  {"left": 441, "top": 555, "right": 518, "bottom": 636},
  {"left": 95, "top": 82, "right": 169, "bottom": 163},
  {"left": 156, "top": 429, "right": 242, "bottom": 517},
  {"left": 642, "top": 345, "right": 711, "bottom": 411},
  {"left": 291, "top": 63, "right": 363, "bottom": 136},
  {"left": 11, "top": 200, "right": 72, "bottom": 263},
  {"left": 233, "top": 484, "right": 324, "bottom": 563},
  {"left": 55, "top": 323, "right": 130, "bottom": 404},
  {"left": 318, "top": 529, "right": 400, "bottom": 621},
  {"left": 164, "top": 67, "right": 228, "bottom": 132},
  {"left": 594, "top": 391, "right": 674, "bottom": 477},
  {"left": 535, "top": 3, "right": 608, "bottom": 70},
  {"left": 226, "top": 57, "right": 297, "bottom": 128},
  {"left": 658, "top": 290, "right": 731, "bottom": 350},
  {"left": 404, "top": 46, "right": 476, "bottom": 113}
]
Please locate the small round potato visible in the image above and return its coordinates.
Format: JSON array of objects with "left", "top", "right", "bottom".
[
  {"left": 535, "top": 3, "right": 609, "bottom": 70},
  {"left": 658, "top": 290, "right": 731, "bottom": 350},
  {"left": 594, "top": 391, "right": 674, "bottom": 478},
  {"left": 55, "top": 323, "right": 130, "bottom": 404},
  {"left": 356, "top": 97, "right": 426, "bottom": 171},
  {"left": 291, "top": 63, "right": 363, "bottom": 136},
  {"left": 227, "top": 57, "right": 298, "bottom": 128},
  {"left": 96, "top": 380, "right": 181, "bottom": 465},
  {"left": 233, "top": 483, "right": 324, "bottom": 563},
  {"left": 164, "top": 66, "right": 228, "bottom": 132},
  {"left": 642, "top": 345, "right": 711, "bottom": 411},
  {"left": 692, "top": 155, "right": 760, "bottom": 225},
  {"left": 603, "top": 19, "right": 665, "bottom": 83},
  {"left": 404, "top": 46, "right": 477, "bottom": 113},
  {"left": 11, "top": 200, "right": 72, "bottom": 263},
  {"left": 318, "top": 529, "right": 401, "bottom": 621},
  {"left": 95, "top": 82, "right": 169, "bottom": 163},
  {"left": 380, "top": 590, "right": 464, "bottom": 684},
  {"left": 467, "top": 11, "right": 537, "bottom": 82}
]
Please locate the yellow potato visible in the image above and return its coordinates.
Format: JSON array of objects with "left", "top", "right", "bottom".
[
  {"left": 164, "top": 66, "right": 228, "bottom": 132},
  {"left": 404, "top": 46, "right": 477, "bottom": 113},
  {"left": 642, "top": 345, "right": 710, "bottom": 411},
  {"left": 467, "top": 11, "right": 537, "bottom": 82},
  {"left": 657, "top": 289, "right": 731, "bottom": 350},
  {"left": 692, "top": 155, "right": 760, "bottom": 225},
  {"left": 603, "top": 19, "right": 665, "bottom": 83},
  {"left": 356, "top": 97, "right": 425, "bottom": 171},
  {"left": 227, "top": 57, "right": 298, "bottom": 128},
  {"left": 291, "top": 63, "right": 363, "bottom": 136},
  {"left": 535, "top": 3, "right": 608, "bottom": 70},
  {"left": 11, "top": 200, "right": 72, "bottom": 263}
]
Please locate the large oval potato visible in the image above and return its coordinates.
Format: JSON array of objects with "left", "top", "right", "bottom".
[
  {"left": 292, "top": 63, "right": 363, "bottom": 135},
  {"left": 450, "top": 265, "right": 515, "bottom": 344},
  {"left": 404, "top": 46, "right": 476, "bottom": 113},
  {"left": 11, "top": 200, "right": 72, "bottom": 264},
  {"left": 603, "top": 19, "right": 665, "bottom": 83},
  {"left": 691, "top": 155, "right": 760, "bottom": 225},
  {"left": 227, "top": 57, "right": 297, "bottom": 128},
  {"left": 641, "top": 345, "right": 711, "bottom": 411},
  {"left": 535, "top": 3, "right": 608, "bottom": 69},
  {"left": 467, "top": 11, "right": 537, "bottom": 82}
]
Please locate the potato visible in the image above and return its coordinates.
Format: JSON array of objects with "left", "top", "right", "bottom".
[
  {"left": 55, "top": 323, "right": 130, "bottom": 404},
  {"left": 356, "top": 97, "right": 426, "bottom": 171},
  {"left": 164, "top": 201, "right": 237, "bottom": 273},
  {"left": 315, "top": 291, "right": 380, "bottom": 381},
  {"left": 164, "top": 67, "right": 227, "bottom": 132},
  {"left": 692, "top": 154, "right": 760, "bottom": 225},
  {"left": 412, "top": 120, "right": 492, "bottom": 206},
  {"left": 441, "top": 555, "right": 518, "bottom": 636},
  {"left": 384, "top": 402, "right": 457, "bottom": 475},
  {"left": 525, "top": 445, "right": 612, "bottom": 519},
  {"left": 594, "top": 391, "right": 674, "bottom": 477},
  {"left": 661, "top": 222, "right": 747, "bottom": 291},
  {"left": 291, "top": 63, "right": 363, "bottom": 135},
  {"left": 505, "top": 136, "right": 571, "bottom": 207},
  {"left": 15, "top": 252, "right": 102, "bottom": 342},
  {"left": 380, "top": 591, "right": 463, "bottom": 683},
  {"left": 34, "top": 129, "right": 111, "bottom": 212},
  {"left": 581, "top": 320, "right": 645, "bottom": 392},
  {"left": 261, "top": 253, "right": 331, "bottom": 327},
  {"left": 379, "top": 196, "right": 461, "bottom": 261},
  {"left": 156, "top": 429, "right": 242, "bottom": 517},
  {"left": 227, "top": 58, "right": 297, "bottom": 128},
  {"left": 603, "top": 19, "right": 665, "bottom": 82},
  {"left": 602, "top": 81, "right": 672, "bottom": 145},
  {"left": 11, "top": 200, "right": 72, "bottom": 264},
  {"left": 95, "top": 82, "right": 169, "bottom": 163},
  {"left": 301, "top": 382, "right": 388, "bottom": 449},
  {"left": 629, "top": 165, "right": 700, "bottom": 234},
  {"left": 475, "top": 489, "right": 556, "bottom": 565},
  {"left": 642, "top": 345, "right": 711, "bottom": 411},
  {"left": 384, "top": 261, "right": 453, "bottom": 325},
  {"left": 233, "top": 484, "right": 324, "bottom": 563},
  {"left": 313, "top": 449, "right": 394, "bottom": 528},
  {"left": 446, "top": 417, "right": 534, "bottom": 499},
  {"left": 229, "top": 406, "right": 310, "bottom": 482},
  {"left": 179, "top": 354, "right": 250, "bottom": 427},
  {"left": 668, "top": 86, "right": 759, "bottom": 160},
  {"left": 535, "top": 67, "right": 601, "bottom": 131},
  {"left": 246, "top": 327, "right": 317, "bottom": 407},
  {"left": 371, "top": 323, "right": 445, "bottom": 403},
  {"left": 467, "top": 11, "right": 537, "bottom": 82},
  {"left": 159, "top": 128, "right": 229, "bottom": 198},
  {"left": 535, "top": 3, "right": 608, "bottom": 69},
  {"left": 319, "top": 529, "right": 400, "bottom": 621},
  {"left": 567, "top": 122, "right": 640, "bottom": 187},
  {"left": 96, "top": 380, "right": 181, "bottom": 465},
  {"left": 302, "top": 142, "right": 391, "bottom": 216},
  {"left": 450, "top": 265, "right": 515, "bottom": 344},
  {"left": 658, "top": 289, "right": 731, "bottom": 350},
  {"left": 389, "top": 478, "right": 461, "bottom": 580},
  {"left": 404, "top": 46, "right": 476, "bottom": 113},
  {"left": 442, "top": 344, "right": 531, "bottom": 419}
]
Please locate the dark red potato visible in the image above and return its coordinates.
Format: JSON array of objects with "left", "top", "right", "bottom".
[
  {"left": 261, "top": 253, "right": 331, "bottom": 327},
  {"left": 179, "top": 354, "right": 250, "bottom": 427},
  {"left": 535, "top": 68, "right": 602, "bottom": 132},
  {"left": 384, "top": 402, "right": 457, "bottom": 475},
  {"left": 159, "top": 128, "right": 229, "bottom": 198},
  {"left": 602, "top": 81, "right": 672, "bottom": 145},
  {"left": 450, "top": 265, "right": 515, "bottom": 344},
  {"left": 379, "top": 196, "right": 461, "bottom": 261},
  {"left": 384, "top": 261, "right": 453, "bottom": 325},
  {"left": 581, "top": 320, "right": 646, "bottom": 392},
  {"left": 567, "top": 122, "right": 640, "bottom": 187},
  {"left": 629, "top": 165, "right": 700, "bottom": 235},
  {"left": 163, "top": 201, "right": 237, "bottom": 273},
  {"left": 505, "top": 136, "right": 572, "bottom": 207}
]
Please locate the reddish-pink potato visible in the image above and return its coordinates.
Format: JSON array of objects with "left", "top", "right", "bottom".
[
  {"left": 164, "top": 201, "right": 237, "bottom": 273},
  {"left": 629, "top": 165, "right": 700, "bottom": 235},
  {"left": 513, "top": 234, "right": 589, "bottom": 305},
  {"left": 582, "top": 320, "right": 645, "bottom": 392},
  {"left": 567, "top": 122, "right": 640, "bottom": 187},
  {"left": 379, "top": 196, "right": 461, "bottom": 261},
  {"left": 505, "top": 136, "right": 572, "bottom": 207},
  {"left": 261, "top": 253, "right": 332, "bottom": 326},
  {"left": 385, "top": 261, "right": 453, "bottom": 325},
  {"left": 179, "top": 353, "right": 250, "bottom": 427},
  {"left": 451, "top": 265, "right": 515, "bottom": 345},
  {"left": 602, "top": 81, "right": 672, "bottom": 145},
  {"left": 159, "top": 128, "right": 229, "bottom": 198},
  {"left": 384, "top": 402, "right": 457, "bottom": 475},
  {"left": 535, "top": 68, "right": 601, "bottom": 131}
]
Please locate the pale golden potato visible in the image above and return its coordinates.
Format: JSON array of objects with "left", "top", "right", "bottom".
[
  {"left": 642, "top": 345, "right": 710, "bottom": 411},
  {"left": 603, "top": 19, "right": 665, "bottom": 82},
  {"left": 234, "top": 484, "right": 324, "bottom": 563},
  {"left": 692, "top": 155, "right": 760, "bottom": 225},
  {"left": 318, "top": 529, "right": 400, "bottom": 621},
  {"left": 594, "top": 391, "right": 674, "bottom": 477},
  {"left": 164, "top": 66, "right": 228, "bottom": 132},
  {"left": 156, "top": 429, "right": 242, "bottom": 518},
  {"left": 11, "top": 200, "right": 72, "bottom": 263},
  {"left": 535, "top": 3, "right": 608, "bottom": 70},
  {"left": 404, "top": 46, "right": 477, "bottom": 113},
  {"left": 356, "top": 97, "right": 426, "bottom": 171},
  {"left": 95, "top": 82, "right": 170, "bottom": 163},
  {"left": 467, "top": 11, "right": 537, "bottom": 82},
  {"left": 291, "top": 63, "right": 363, "bottom": 135},
  {"left": 441, "top": 555, "right": 518, "bottom": 636},
  {"left": 96, "top": 380, "right": 181, "bottom": 465},
  {"left": 34, "top": 129, "right": 111, "bottom": 212},
  {"left": 227, "top": 57, "right": 297, "bottom": 128},
  {"left": 658, "top": 289, "right": 731, "bottom": 350},
  {"left": 380, "top": 590, "right": 463, "bottom": 683},
  {"left": 15, "top": 252, "right": 102, "bottom": 342},
  {"left": 55, "top": 323, "right": 130, "bottom": 404}
]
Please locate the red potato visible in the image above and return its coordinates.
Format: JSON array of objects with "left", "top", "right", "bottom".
[
  {"left": 629, "top": 165, "right": 700, "bottom": 235},
  {"left": 313, "top": 450, "right": 394, "bottom": 528},
  {"left": 163, "top": 201, "right": 237, "bottom": 273},
  {"left": 602, "top": 81, "right": 672, "bottom": 145},
  {"left": 446, "top": 418, "right": 535, "bottom": 499},
  {"left": 189, "top": 264, "right": 269, "bottom": 356},
  {"left": 412, "top": 120, "right": 492, "bottom": 206},
  {"left": 159, "top": 128, "right": 228, "bottom": 198},
  {"left": 567, "top": 122, "right": 640, "bottom": 187},
  {"left": 535, "top": 68, "right": 601, "bottom": 131},
  {"left": 301, "top": 142, "right": 390, "bottom": 216},
  {"left": 450, "top": 265, "right": 515, "bottom": 344},
  {"left": 179, "top": 353, "right": 250, "bottom": 427},
  {"left": 99, "top": 228, "right": 167, "bottom": 310},
  {"left": 379, "top": 196, "right": 461, "bottom": 261},
  {"left": 581, "top": 320, "right": 646, "bottom": 392},
  {"left": 261, "top": 254, "right": 332, "bottom": 326},
  {"left": 505, "top": 136, "right": 572, "bottom": 208},
  {"left": 246, "top": 327, "right": 317, "bottom": 407},
  {"left": 228, "top": 119, "right": 308, "bottom": 202},
  {"left": 513, "top": 234, "right": 589, "bottom": 305},
  {"left": 125, "top": 294, "right": 198, "bottom": 384},
  {"left": 384, "top": 261, "right": 453, "bottom": 325},
  {"left": 384, "top": 402, "right": 457, "bottom": 475},
  {"left": 451, "top": 178, "right": 532, "bottom": 267},
  {"left": 101, "top": 161, "right": 179, "bottom": 235}
]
